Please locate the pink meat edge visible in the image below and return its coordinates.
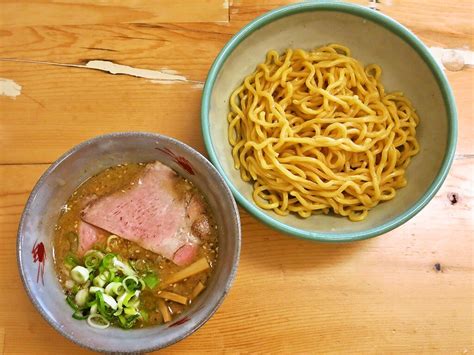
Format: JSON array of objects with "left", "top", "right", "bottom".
[
  {"left": 77, "top": 220, "right": 108, "bottom": 256},
  {"left": 187, "top": 193, "right": 206, "bottom": 221},
  {"left": 172, "top": 244, "right": 199, "bottom": 266}
]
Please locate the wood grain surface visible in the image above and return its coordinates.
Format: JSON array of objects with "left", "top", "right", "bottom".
[{"left": 0, "top": 0, "right": 473, "bottom": 354}]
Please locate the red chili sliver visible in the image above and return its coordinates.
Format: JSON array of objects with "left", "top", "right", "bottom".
[{"left": 32, "top": 241, "right": 46, "bottom": 285}]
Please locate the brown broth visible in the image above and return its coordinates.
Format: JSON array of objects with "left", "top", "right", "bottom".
[{"left": 53, "top": 162, "right": 218, "bottom": 328}]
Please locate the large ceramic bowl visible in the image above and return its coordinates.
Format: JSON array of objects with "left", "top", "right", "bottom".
[
  {"left": 17, "top": 132, "right": 241, "bottom": 353},
  {"left": 201, "top": 2, "right": 457, "bottom": 241}
]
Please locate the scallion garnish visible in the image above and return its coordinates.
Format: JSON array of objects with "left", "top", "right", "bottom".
[
  {"left": 140, "top": 309, "right": 149, "bottom": 322},
  {"left": 66, "top": 295, "right": 78, "bottom": 311},
  {"left": 106, "top": 235, "right": 120, "bottom": 252},
  {"left": 113, "top": 258, "right": 136, "bottom": 277},
  {"left": 105, "top": 282, "right": 125, "bottom": 296},
  {"left": 90, "top": 303, "right": 98, "bottom": 315},
  {"left": 118, "top": 314, "right": 140, "bottom": 329},
  {"left": 75, "top": 289, "right": 90, "bottom": 307},
  {"left": 71, "top": 266, "right": 90, "bottom": 284},
  {"left": 72, "top": 310, "right": 88, "bottom": 320},
  {"left": 102, "top": 294, "right": 118, "bottom": 310},
  {"left": 89, "top": 286, "right": 104, "bottom": 294},
  {"left": 122, "top": 276, "right": 140, "bottom": 292},
  {"left": 84, "top": 250, "right": 104, "bottom": 270},
  {"left": 101, "top": 253, "right": 116, "bottom": 269},
  {"left": 65, "top": 279, "right": 75, "bottom": 289},
  {"left": 64, "top": 247, "right": 155, "bottom": 330},
  {"left": 71, "top": 284, "right": 80, "bottom": 295},
  {"left": 64, "top": 254, "right": 79, "bottom": 269},
  {"left": 143, "top": 272, "right": 159, "bottom": 289},
  {"left": 87, "top": 314, "right": 110, "bottom": 329}
]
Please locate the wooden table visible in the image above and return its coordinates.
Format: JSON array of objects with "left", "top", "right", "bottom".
[{"left": 0, "top": 1, "right": 472, "bottom": 353}]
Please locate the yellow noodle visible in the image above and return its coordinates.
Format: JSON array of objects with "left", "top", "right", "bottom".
[{"left": 227, "top": 44, "right": 420, "bottom": 221}]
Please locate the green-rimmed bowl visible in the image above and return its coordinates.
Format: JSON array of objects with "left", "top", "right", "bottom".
[{"left": 201, "top": 1, "right": 457, "bottom": 242}]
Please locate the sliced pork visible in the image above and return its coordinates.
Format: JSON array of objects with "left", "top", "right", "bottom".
[{"left": 80, "top": 161, "right": 204, "bottom": 266}]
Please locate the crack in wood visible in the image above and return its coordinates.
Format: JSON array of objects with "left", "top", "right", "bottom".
[
  {"left": 113, "top": 35, "right": 170, "bottom": 42},
  {"left": 0, "top": 58, "right": 203, "bottom": 84},
  {"left": 81, "top": 46, "right": 118, "bottom": 52},
  {"left": 132, "top": 23, "right": 232, "bottom": 37}
]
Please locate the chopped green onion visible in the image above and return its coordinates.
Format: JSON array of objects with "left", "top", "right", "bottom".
[
  {"left": 70, "top": 266, "right": 90, "bottom": 284},
  {"left": 105, "top": 282, "right": 125, "bottom": 296},
  {"left": 72, "top": 310, "right": 88, "bottom": 320},
  {"left": 93, "top": 271, "right": 110, "bottom": 287},
  {"left": 101, "top": 253, "right": 116, "bottom": 269},
  {"left": 89, "top": 286, "right": 104, "bottom": 294},
  {"left": 75, "top": 289, "right": 89, "bottom": 307},
  {"left": 113, "top": 258, "right": 136, "bottom": 276},
  {"left": 93, "top": 276, "right": 106, "bottom": 288},
  {"left": 102, "top": 294, "right": 118, "bottom": 310},
  {"left": 117, "top": 291, "right": 140, "bottom": 309},
  {"left": 66, "top": 295, "right": 78, "bottom": 311},
  {"left": 87, "top": 314, "right": 110, "bottom": 329},
  {"left": 118, "top": 314, "right": 140, "bottom": 329},
  {"left": 84, "top": 250, "right": 104, "bottom": 270},
  {"left": 124, "top": 307, "right": 138, "bottom": 316},
  {"left": 118, "top": 315, "right": 128, "bottom": 328},
  {"left": 143, "top": 272, "right": 159, "bottom": 289},
  {"left": 106, "top": 269, "right": 116, "bottom": 282},
  {"left": 90, "top": 303, "right": 98, "bottom": 315},
  {"left": 127, "top": 298, "right": 140, "bottom": 309},
  {"left": 122, "top": 276, "right": 140, "bottom": 292},
  {"left": 106, "top": 235, "right": 120, "bottom": 252},
  {"left": 96, "top": 292, "right": 113, "bottom": 320},
  {"left": 71, "top": 285, "right": 80, "bottom": 295},
  {"left": 97, "top": 268, "right": 115, "bottom": 282},
  {"left": 113, "top": 308, "right": 123, "bottom": 316},
  {"left": 127, "top": 314, "right": 140, "bottom": 328},
  {"left": 64, "top": 246, "right": 155, "bottom": 330},
  {"left": 140, "top": 309, "right": 149, "bottom": 322},
  {"left": 65, "top": 280, "right": 75, "bottom": 289},
  {"left": 64, "top": 254, "right": 79, "bottom": 269}
]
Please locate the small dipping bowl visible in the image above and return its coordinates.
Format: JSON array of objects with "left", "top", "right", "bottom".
[{"left": 17, "top": 132, "right": 241, "bottom": 353}]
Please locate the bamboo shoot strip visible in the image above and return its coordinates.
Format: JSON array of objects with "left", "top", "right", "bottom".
[
  {"left": 157, "top": 298, "right": 171, "bottom": 323},
  {"left": 190, "top": 282, "right": 205, "bottom": 300},
  {"left": 158, "top": 291, "right": 188, "bottom": 305},
  {"left": 165, "top": 257, "right": 210, "bottom": 285}
]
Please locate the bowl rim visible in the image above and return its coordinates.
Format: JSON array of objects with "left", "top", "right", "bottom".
[
  {"left": 201, "top": 1, "right": 458, "bottom": 242},
  {"left": 16, "top": 132, "right": 241, "bottom": 353}
]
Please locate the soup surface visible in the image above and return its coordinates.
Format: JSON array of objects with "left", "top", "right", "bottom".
[{"left": 53, "top": 162, "right": 218, "bottom": 329}]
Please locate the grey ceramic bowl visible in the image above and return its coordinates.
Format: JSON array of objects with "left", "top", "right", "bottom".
[
  {"left": 201, "top": 1, "right": 457, "bottom": 241},
  {"left": 17, "top": 132, "right": 241, "bottom": 353}
]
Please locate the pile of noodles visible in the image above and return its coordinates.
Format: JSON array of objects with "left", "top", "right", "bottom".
[{"left": 227, "top": 44, "right": 419, "bottom": 221}]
